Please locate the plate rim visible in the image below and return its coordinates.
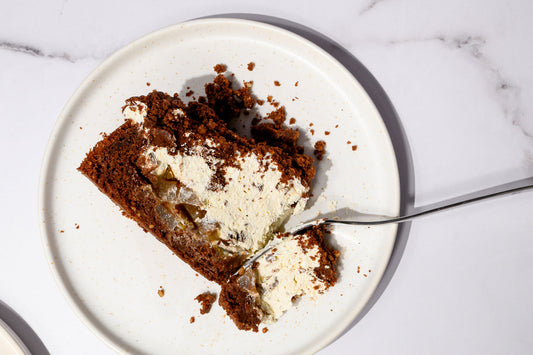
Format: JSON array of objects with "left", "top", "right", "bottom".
[
  {"left": 38, "top": 17, "right": 400, "bottom": 355},
  {"left": 0, "top": 318, "right": 31, "bottom": 355}
]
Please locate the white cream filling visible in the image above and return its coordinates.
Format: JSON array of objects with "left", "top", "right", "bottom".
[
  {"left": 255, "top": 237, "right": 325, "bottom": 321},
  {"left": 123, "top": 101, "right": 148, "bottom": 123},
  {"left": 123, "top": 100, "right": 309, "bottom": 253},
  {"left": 146, "top": 145, "right": 308, "bottom": 252}
]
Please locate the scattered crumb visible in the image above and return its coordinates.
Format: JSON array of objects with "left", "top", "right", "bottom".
[
  {"left": 186, "top": 86, "right": 190, "bottom": 90},
  {"left": 262, "top": 327, "right": 269, "bottom": 333},
  {"left": 309, "top": 123, "right": 314, "bottom": 127},
  {"left": 289, "top": 117, "right": 296, "bottom": 125},
  {"left": 75, "top": 223, "right": 79, "bottom": 229},
  {"left": 347, "top": 141, "right": 351, "bottom": 144},
  {"left": 369, "top": 269, "right": 372, "bottom": 273},
  {"left": 274, "top": 80, "right": 281, "bottom": 86},
  {"left": 190, "top": 316, "right": 195, "bottom": 323},
  {"left": 357, "top": 266, "right": 360, "bottom": 273},
  {"left": 266, "top": 95, "right": 280, "bottom": 107},
  {"left": 146, "top": 82, "right": 151, "bottom": 86},
  {"left": 195, "top": 292, "right": 217, "bottom": 314},
  {"left": 310, "top": 129, "right": 315, "bottom": 135},
  {"left": 79, "top": 127, "right": 83, "bottom": 130},
  {"left": 214, "top": 64, "right": 226, "bottom": 73},
  {"left": 363, "top": 274, "right": 368, "bottom": 277},
  {"left": 352, "top": 145, "right": 358, "bottom": 151},
  {"left": 324, "top": 131, "right": 331, "bottom": 135},
  {"left": 185, "top": 90, "right": 194, "bottom": 97},
  {"left": 335, "top": 124, "right": 339, "bottom": 128},
  {"left": 247, "top": 62, "right": 255, "bottom": 71},
  {"left": 59, "top": 230, "right": 64, "bottom": 233},
  {"left": 295, "top": 81, "right": 299, "bottom": 86},
  {"left": 158, "top": 287, "right": 165, "bottom": 297},
  {"left": 256, "top": 99, "right": 265, "bottom": 106},
  {"left": 313, "top": 140, "right": 326, "bottom": 160}
]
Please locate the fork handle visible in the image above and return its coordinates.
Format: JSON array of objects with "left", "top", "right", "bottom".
[{"left": 327, "top": 177, "right": 533, "bottom": 226}]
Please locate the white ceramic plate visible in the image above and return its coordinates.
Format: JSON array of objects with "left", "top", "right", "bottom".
[
  {"left": 39, "top": 18, "right": 400, "bottom": 354},
  {"left": 0, "top": 319, "right": 30, "bottom": 355}
]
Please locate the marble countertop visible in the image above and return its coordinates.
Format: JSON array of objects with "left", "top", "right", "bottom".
[{"left": 1, "top": 1, "right": 532, "bottom": 354}]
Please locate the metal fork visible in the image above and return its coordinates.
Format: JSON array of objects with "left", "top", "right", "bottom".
[{"left": 237, "top": 177, "right": 533, "bottom": 273}]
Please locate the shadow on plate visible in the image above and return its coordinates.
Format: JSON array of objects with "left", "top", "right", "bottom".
[
  {"left": 0, "top": 300, "right": 50, "bottom": 355},
  {"left": 201, "top": 12, "right": 416, "bottom": 347}
]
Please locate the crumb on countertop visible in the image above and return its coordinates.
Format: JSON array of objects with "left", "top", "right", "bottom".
[
  {"left": 158, "top": 287, "right": 165, "bottom": 297},
  {"left": 274, "top": 80, "right": 280, "bottom": 86},
  {"left": 247, "top": 62, "right": 255, "bottom": 71},
  {"left": 190, "top": 316, "right": 195, "bottom": 323}
]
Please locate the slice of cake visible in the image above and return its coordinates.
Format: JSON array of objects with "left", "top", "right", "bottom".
[
  {"left": 78, "top": 74, "right": 315, "bottom": 283},
  {"left": 219, "top": 225, "right": 339, "bottom": 332}
]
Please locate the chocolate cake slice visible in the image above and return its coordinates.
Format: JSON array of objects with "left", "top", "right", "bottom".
[
  {"left": 78, "top": 73, "right": 315, "bottom": 283},
  {"left": 219, "top": 225, "right": 339, "bottom": 332}
]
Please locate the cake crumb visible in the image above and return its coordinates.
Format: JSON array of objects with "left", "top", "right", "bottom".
[
  {"left": 324, "top": 131, "right": 330, "bottom": 136},
  {"left": 352, "top": 145, "right": 358, "bottom": 151},
  {"left": 186, "top": 90, "right": 194, "bottom": 97},
  {"left": 146, "top": 82, "right": 151, "bottom": 86},
  {"left": 289, "top": 117, "right": 296, "bottom": 125},
  {"left": 295, "top": 81, "right": 299, "bottom": 86},
  {"left": 262, "top": 327, "right": 269, "bottom": 333},
  {"left": 158, "top": 287, "right": 165, "bottom": 297},
  {"left": 357, "top": 266, "right": 360, "bottom": 273},
  {"left": 347, "top": 141, "right": 351, "bottom": 144},
  {"left": 59, "top": 230, "right": 64, "bottom": 233},
  {"left": 256, "top": 99, "right": 264, "bottom": 106},
  {"left": 310, "top": 129, "right": 315, "bottom": 135},
  {"left": 335, "top": 124, "right": 339, "bottom": 128},
  {"left": 214, "top": 64, "right": 226, "bottom": 73},
  {"left": 247, "top": 62, "right": 255, "bottom": 71},
  {"left": 79, "top": 126, "right": 83, "bottom": 130},
  {"left": 313, "top": 140, "right": 326, "bottom": 160},
  {"left": 195, "top": 292, "right": 217, "bottom": 314},
  {"left": 190, "top": 316, "right": 195, "bottom": 323},
  {"left": 75, "top": 223, "right": 79, "bottom": 229},
  {"left": 274, "top": 80, "right": 281, "bottom": 86},
  {"left": 309, "top": 123, "right": 314, "bottom": 127}
]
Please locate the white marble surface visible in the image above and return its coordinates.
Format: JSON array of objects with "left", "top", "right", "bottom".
[{"left": 1, "top": 0, "right": 533, "bottom": 354}]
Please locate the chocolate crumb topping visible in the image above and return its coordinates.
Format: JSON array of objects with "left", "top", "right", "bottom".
[
  {"left": 314, "top": 140, "right": 326, "bottom": 161},
  {"left": 214, "top": 64, "right": 226, "bottom": 73}
]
